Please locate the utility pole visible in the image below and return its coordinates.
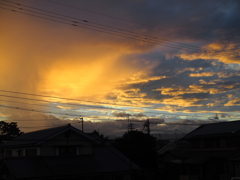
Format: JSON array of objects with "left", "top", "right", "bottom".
[
  {"left": 143, "top": 119, "right": 150, "bottom": 135},
  {"left": 78, "top": 117, "right": 84, "bottom": 132},
  {"left": 128, "top": 123, "right": 135, "bottom": 132},
  {"left": 127, "top": 114, "right": 130, "bottom": 132},
  {"left": 146, "top": 119, "right": 150, "bottom": 135},
  {"left": 126, "top": 114, "right": 132, "bottom": 179},
  {"left": 175, "top": 129, "right": 178, "bottom": 140}
]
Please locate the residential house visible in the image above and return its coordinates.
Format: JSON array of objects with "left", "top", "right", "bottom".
[
  {"left": 159, "top": 120, "right": 240, "bottom": 180},
  {"left": 0, "top": 124, "right": 140, "bottom": 180}
]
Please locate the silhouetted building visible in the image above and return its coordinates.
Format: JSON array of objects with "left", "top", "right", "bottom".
[
  {"left": 159, "top": 120, "right": 240, "bottom": 180},
  {"left": 0, "top": 124, "right": 140, "bottom": 180}
]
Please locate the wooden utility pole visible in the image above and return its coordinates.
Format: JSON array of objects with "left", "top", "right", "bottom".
[
  {"left": 78, "top": 117, "right": 84, "bottom": 132},
  {"left": 143, "top": 119, "right": 150, "bottom": 135}
]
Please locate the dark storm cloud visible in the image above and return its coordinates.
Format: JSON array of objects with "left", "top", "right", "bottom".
[{"left": 54, "top": 0, "right": 240, "bottom": 44}]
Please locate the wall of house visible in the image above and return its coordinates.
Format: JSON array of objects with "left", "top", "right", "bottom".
[
  {"left": 4, "top": 147, "right": 40, "bottom": 157},
  {"left": 189, "top": 138, "right": 229, "bottom": 150},
  {"left": 40, "top": 130, "right": 92, "bottom": 156},
  {"left": 188, "top": 136, "right": 240, "bottom": 150}
]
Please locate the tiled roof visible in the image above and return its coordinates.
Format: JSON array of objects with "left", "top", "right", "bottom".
[
  {"left": 0, "top": 124, "right": 97, "bottom": 147},
  {"left": 183, "top": 120, "right": 240, "bottom": 139},
  {"left": 3, "top": 144, "right": 140, "bottom": 179}
]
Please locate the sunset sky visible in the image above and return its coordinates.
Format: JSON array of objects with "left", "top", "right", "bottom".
[{"left": 1, "top": 0, "right": 240, "bottom": 137}]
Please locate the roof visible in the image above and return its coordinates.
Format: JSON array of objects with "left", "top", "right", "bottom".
[
  {"left": 183, "top": 120, "right": 240, "bottom": 139},
  {"left": 0, "top": 124, "right": 98, "bottom": 147},
  {"left": 2, "top": 144, "right": 140, "bottom": 179}
]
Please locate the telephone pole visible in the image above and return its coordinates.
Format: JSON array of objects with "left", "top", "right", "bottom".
[
  {"left": 78, "top": 117, "right": 84, "bottom": 132},
  {"left": 143, "top": 119, "right": 150, "bottom": 135}
]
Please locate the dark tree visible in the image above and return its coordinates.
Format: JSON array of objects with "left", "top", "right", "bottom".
[
  {"left": 0, "top": 121, "right": 23, "bottom": 144},
  {"left": 113, "top": 130, "right": 158, "bottom": 170},
  {"left": 92, "top": 130, "right": 109, "bottom": 141}
]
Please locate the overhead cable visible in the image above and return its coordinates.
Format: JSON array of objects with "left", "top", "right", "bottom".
[
  {"left": 2, "top": 0, "right": 203, "bottom": 51},
  {"left": 0, "top": 2, "right": 237, "bottom": 60},
  {"left": 0, "top": 104, "right": 80, "bottom": 117},
  {"left": 46, "top": 0, "right": 216, "bottom": 43},
  {"left": 0, "top": 3, "right": 203, "bottom": 52}
]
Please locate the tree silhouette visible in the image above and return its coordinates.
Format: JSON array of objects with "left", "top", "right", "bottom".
[
  {"left": 0, "top": 121, "right": 23, "bottom": 144},
  {"left": 113, "top": 130, "right": 158, "bottom": 170},
  {"left": 92, "top": 130, "right": 109, "bottom": 141}
]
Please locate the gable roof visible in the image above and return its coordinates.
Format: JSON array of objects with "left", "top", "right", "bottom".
[
  {"left": 183, "top": 120, "right": 240, "bottom": 139},
  {"left": 0, "top": 124, "right": 98, "bottom": 147}
]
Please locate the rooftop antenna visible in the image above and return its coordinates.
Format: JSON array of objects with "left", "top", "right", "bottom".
[
  {"left": 209, "top": 113, "right": 219, "bottom": 120},
  {"left": 214, "top": 113, "right": 219, "bottom": 120}
]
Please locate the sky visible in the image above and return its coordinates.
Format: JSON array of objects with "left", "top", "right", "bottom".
[{"left": 0, "top": 0, "right": 240, "bottom": 138}]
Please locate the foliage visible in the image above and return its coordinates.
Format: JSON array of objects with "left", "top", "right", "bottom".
[
  {"left": 113, "top": 130, "right": 158, "bottom": 170},
  {"left": 92, "top": 130, "right": 109, "bottom": 141},
  {"left": 0, "top": 121, "right": 23, "bottom": 144}
]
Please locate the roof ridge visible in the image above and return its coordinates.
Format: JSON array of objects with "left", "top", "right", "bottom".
[
  {"left": 22, "top": 124, "right": 69, "bottom": 135},
  {"left": 182, "top": 120, "right": 240, "bottom": 139},
  {"left": 202, "top": 120, "right": 239, "bottom": 125}
]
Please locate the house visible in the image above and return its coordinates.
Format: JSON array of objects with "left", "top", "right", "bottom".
[
  {"left": 158, "top": 120, "right": 240, "bottom": 180},
  {"left": 0, "top": 124, "right": 140, "bottom": 180}
]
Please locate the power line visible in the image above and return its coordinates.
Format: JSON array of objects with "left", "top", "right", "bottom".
[
  {"left": 0, "top": 99, "right": 206, "bottom": 119},
  {"left": 2, "top": 119, "right": 79, "bottom": 121},
  {"left": 1, "top": 1, "right": 230, "bottom": 55},
  {"left": 0, "top": 89, "right": 126, "bottom": 108},
  {"left": 0, "top": 99, "right": 67, "bottom": 109},
  {"left": 0, "top": 104, "right": 80, "bottom": 117},
  {"left": 0, "top": 89, "right": 230, "bottom": 120},
  {"left": 2, "top": 0, "right": 203, "bottom": 52},
  {"left": 0, "top": 93, "right": 118, "bottom": 111},
  {"left": 0, "top": 90, "right": 209, "bottom": 118},
  {"left": 1, "top": 2, "right": 237, "bottom": 61},
  {"left": 46, "top": 0, "right": 217, "bottom": 43},
  {"left": 0, "top": 3, "right": 204, "bottom": 53}
]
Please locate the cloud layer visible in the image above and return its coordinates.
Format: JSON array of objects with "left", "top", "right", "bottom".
[{"left": 0, "top": 0, "right": 240, "bottom": 136}]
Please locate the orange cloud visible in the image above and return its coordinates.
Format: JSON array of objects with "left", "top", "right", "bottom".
[
  {"left": 178, "top": 43, "right": 240, "bottom": 64},
  {"left": 199, "top": 79, "right": 216, "bottom": 84},
  {"left": 217, "top": 71, "right": 240, "bottom": 78},
  {"left": 154, "top": 105, "right": 182, "bottom": 113},
  {"left": 224, "top": 97, "right": 240, "bottom": 106},
  {"left": 177, "top": 67, "right": 203, "bottom": 74},
  {"left": 155, "top": 82, "right": 238, "bottom": 97},
  {"left": 122, "top": 75, "right": 167, "bottom": 85},
  {"left": 160, "top": 97, "right": 204, "bottom": 107},
  {"left": 207, "top": 43, "right": 224, "bottom": 51}
]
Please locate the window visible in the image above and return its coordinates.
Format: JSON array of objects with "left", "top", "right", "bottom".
[
  {"left": 55, "top": 146, "right": 80, "bottom": 156},
  {"left": 26, "top": 149, "right": 37, "bottom": 156}
]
